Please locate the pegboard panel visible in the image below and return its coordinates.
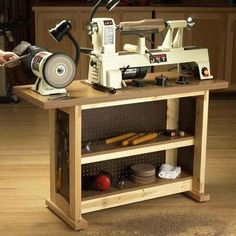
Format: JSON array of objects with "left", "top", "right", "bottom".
[
  {"left": 56, "top": 109, "right": 70, "bottom": 201},
  {"left": 82, "top": 100, "right": 167, "bottom": 143},
  {"left": 82, "top": 151, "right": 165, "bottom": 179},
  {"left": 179, "top": 97, "right": 196, "bottom": 135},
  {"left": 177, "top": 146, "right": 194, "bottom": 174},
  {"left": 178, "top": 96, "right": 195, "bottom": 174}
]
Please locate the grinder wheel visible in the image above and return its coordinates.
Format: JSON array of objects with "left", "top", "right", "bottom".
[{"left": 43, "top": 52, "right": 76, "bottom": 88}]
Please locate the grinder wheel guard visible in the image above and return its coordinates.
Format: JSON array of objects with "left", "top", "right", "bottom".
[{"left": 43, "top": 53, "right": 76, "bottom": 88}]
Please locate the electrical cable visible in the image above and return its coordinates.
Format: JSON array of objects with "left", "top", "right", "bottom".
[{"left": 67, "top": 32, "right": 80, "bottom": 66}]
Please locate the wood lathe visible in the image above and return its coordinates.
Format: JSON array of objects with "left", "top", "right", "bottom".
[{"left": 88, "top": 17, "right": 213, "bottom": 89}]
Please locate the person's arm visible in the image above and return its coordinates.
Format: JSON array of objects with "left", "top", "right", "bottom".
[{"left": 0, "top": 49, "right": 19, "bottom": 66}]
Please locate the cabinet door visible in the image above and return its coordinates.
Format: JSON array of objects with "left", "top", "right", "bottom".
[
  {"left": 35, "top": 11, "right": 81, "bottom": 78},
  {"left": 225, "top": 13, "right": 236, "bottom": 90},
  {"left": 79, "top": 10, "right": 121, "bottom": 80},
  {"left": 188, "top": 13, "right": 227, "bottom": 81}
]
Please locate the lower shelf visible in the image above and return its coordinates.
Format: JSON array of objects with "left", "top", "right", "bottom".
[{"left": 81, "top": 172, "right": 192, "bottom": 214}]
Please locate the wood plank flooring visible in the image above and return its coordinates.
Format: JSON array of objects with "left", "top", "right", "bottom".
[{"left": 0, "top": 98, "right": 235, "bottom": 236}]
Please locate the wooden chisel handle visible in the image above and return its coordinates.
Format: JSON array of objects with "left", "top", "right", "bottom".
[
  {"left": 132, "top": 132, "right": 158, "bottom": 145},
  {"left": 122, "top": 133, "right": 145, "bottom": 146},
  {"left": 106, "top": 133, "right": 136, "bottom": 144}
]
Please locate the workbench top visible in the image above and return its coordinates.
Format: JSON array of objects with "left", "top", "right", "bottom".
[{"left": 13, "top": 73, "right": 228, "bottom": 110}]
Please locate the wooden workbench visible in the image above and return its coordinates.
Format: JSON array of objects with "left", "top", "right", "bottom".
[{"left": 14, "top": 73, "right": 228, "bottom": 230}]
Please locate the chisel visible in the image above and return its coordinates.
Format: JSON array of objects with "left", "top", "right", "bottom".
[
  {"left": 122, "top": 133, "right": 145, "bottom": 146},
  {"left": 105, "top": 133, "right": 136, "bottom": 144},
  {"left": 131, "top": 132, "right": 158, "bottom": 145}
]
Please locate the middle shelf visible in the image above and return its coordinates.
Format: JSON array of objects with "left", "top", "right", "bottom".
[{"left": 81, "top": 135, "right": 195, "bottom": 164}]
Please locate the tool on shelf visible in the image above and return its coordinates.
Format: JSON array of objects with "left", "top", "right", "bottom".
[
  {"left": 131, "top": 132, "right": 158, "bottom": 145},
  {"left": 121, "top": 133, "right": 145, "bottom": 146},
  {"left": 178, "top": 130, "right": 185, "bottom": 137},
  {"left": 85, "top": 129, "right": 187, "bottom": 153},
  {"left": 105, "top": 132, "right": 159, "bottom": 146},
  {"left": 164, "top": 129, "right": 177, "bottom": 137},
  {"left": 162, "top": 129, "right": 186, "bottom": 137},
  {"left": 115, "top": 176, "right": 126, "bottom": 189},
  {"left": 105, "top": 132, "right": 136, "bottom": 144},
  {"left": 82, "top": 141, "right": 93, "bottom": 152}
]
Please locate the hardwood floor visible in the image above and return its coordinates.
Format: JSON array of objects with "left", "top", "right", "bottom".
[{"left": 0, "top": 98, "right": 235, "bottom": 236}]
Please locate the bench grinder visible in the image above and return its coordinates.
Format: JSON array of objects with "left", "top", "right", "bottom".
[
  {"left": 15, "top": 20, "right": 79, "bottom": 95},
  {"left": 30, "top": 50, "right": 76, "bottom": 95}
]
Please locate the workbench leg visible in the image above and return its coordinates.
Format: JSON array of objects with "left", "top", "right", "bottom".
[
  {"left": 49, "top": 109, "right": 56, "bottom": 203},
  {"left": 46, "top": 108, "right": 87, "bottom": 230},
  {"left": 165, "top": 98, "right": 179, "bottom": 166},
  {"left": 186, "top": 91, "right": 210, "bottom": 202},
  {"left": 68, "top": 106, "right": 88, "bottom": 230}
]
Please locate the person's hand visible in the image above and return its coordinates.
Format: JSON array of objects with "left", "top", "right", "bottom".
[{"left": 0, "top": 51, "right": 19, "bottom": 67}]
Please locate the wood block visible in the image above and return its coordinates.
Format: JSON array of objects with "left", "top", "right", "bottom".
[
  {"left": 131, "top": 163, "right": 156, "bottom": 177},
  {"left": 130, "top": 174, "right": 156, "bottom": 184}
]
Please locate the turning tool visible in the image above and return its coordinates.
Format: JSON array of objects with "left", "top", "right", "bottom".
[
  {"left": 105, "top": 133, "right": 136, "bottom": 144},
  {"left": 1, "top": 54, "right": 28, "bottom": 68},
  {"left": 131, "top": 132, "right": 158, "bottom": 145},
  {"left": 122, "top": 133, "right": 145, "bottom": 146},
  {"left": 92, "top": 82, "right": 116, "bottom": 94}
]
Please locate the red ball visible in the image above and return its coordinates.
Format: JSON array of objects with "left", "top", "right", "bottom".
[{"left": 95, "top": 175, "right": 111, "bottom": 190}]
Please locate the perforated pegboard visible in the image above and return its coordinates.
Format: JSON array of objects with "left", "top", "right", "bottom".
[
  {"left": 82, "top": 151, "right": 165, "bottom": 179},
  {"left": 82, "top": 100, "right": 167, "bottom": 143},
  {"left": 55, "top": 110, "right": 70, "bottom": 201},
  {"left": 57, "top": 100, "right": 167, "bottom": 201},
  {"left": 179, "top": 97, "right": 196, "bottom": 135},
  {"left": 177, "top": 146, "right": 194, "bottom": 174}
]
